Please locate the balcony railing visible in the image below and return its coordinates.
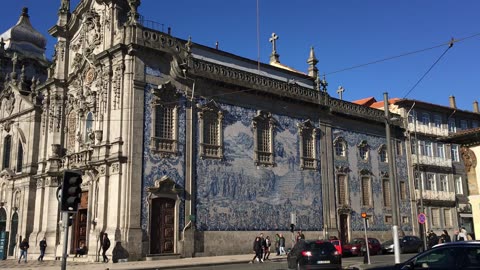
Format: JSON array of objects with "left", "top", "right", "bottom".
[
  {"left": 411, "top": 154, "right": 452, "bottom": 167},
  {"left": 415, "top": 189, "right": 455, "bottom": 201},
  {"left": 408, "top": 123, "right": 449, "bottom": 136},
  {"left": 62, "top": 150, "right": 93, "bottom": 169}
]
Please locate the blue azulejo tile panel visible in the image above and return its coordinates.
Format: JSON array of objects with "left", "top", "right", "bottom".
[
  {"left": 141, "top": 82, "right": 186, "bottom": 232},
  {"left": 196, "top": 103, "right": 323, "bottom": 231},
  {"left": 332, "top": 129, "right": 411, "bottom": 232}
]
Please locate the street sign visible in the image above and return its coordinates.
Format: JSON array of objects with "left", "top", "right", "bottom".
[{"left": 418, "top": 213, "right": 426, "bottom": 224}]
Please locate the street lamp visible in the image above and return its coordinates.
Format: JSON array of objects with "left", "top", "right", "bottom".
[{"left": 384, "top": 92, "right": 400, "bottom": 264}]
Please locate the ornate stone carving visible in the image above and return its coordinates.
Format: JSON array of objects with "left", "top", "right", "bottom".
[
  {"left": 461, "top": 147, "right": 477, "bottom": 173},
  {"left": 98, "top": 165, "right": 106, "bottom": 176},
  {"left": 111, "top": 163, "right": 120, "bottom": 174},
  {"left": 112, "top": 62, "right": 124, "bottom": 109},
  {"left": 36, "top": 179, "right": 44, "bottom": 188},
  {"left": 51, "top": 144, "right": 62, "bottom": 158},
  {"left": 94, "top": 130, "right": 103, "bottom": 144},
  {"left": 335, "top": 166, "right": 350, "bottom": 174}
]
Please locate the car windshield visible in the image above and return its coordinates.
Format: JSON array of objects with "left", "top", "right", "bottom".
[
  {"left": 383, "top": 240, "right": 393, "bottom": 245},
  {"left": 351, "top": 239, "right": 364, "bottom": 244}
]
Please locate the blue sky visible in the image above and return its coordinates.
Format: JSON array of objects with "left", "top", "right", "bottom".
[{"left": 1, "top": 1, "right": 479, "bottom": 111}]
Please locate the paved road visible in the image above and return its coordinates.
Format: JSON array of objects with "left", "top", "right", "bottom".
[{"left": 0, "top": 253, "right": 419, "bottom": 270}]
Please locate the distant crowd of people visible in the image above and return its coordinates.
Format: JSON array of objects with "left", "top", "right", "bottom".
[
  {"left": 427, "top": 226, "right": 474, "bottom": 249},
  {"left": 250, "top": 230, "right": 305, "bottom": 263}
]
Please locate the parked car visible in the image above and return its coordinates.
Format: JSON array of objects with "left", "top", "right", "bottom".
[
  {"left": 287, "top": 239, "right": 341, "bottom": 270},
  {"left": 365, "top": 241, "right": 480, "bottom": 269},
  {"left": 342, "top": 238, "right": 382, "bottom": 256},
  {"left": 381, "top": 236, "right": 424, "bottom": 254}
]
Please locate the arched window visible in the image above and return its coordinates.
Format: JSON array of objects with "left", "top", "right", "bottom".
[
  {"left": 198, "top": 101, "right": 223, "bottom": 159},
  {"left": 334, "top": 137, "right": 347, "bottom": 157},
  {"left": 2, "top": 135, "right": 12, "bottom": 169},
  {"left": 253, "top": 111, "right": 275, "bottom": 166},
  {"left": 379, "top": 144, "right": 388, "bottom": 163},
  {"left": 16, "top": 142, "right": 23, "bottom": 172},
  {"left": 85, "top": 112, "right": 94, "bottom": 143},
  {"left": 298, "top": 120, "right": 318, "bottom": 170},
  {"left": 358, "top": 140, "right": 369, "bottom": 161}
]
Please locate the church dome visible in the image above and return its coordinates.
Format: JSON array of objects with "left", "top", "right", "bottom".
[{"left": 0, "top": 7, "right": 47, "bottom": 60}]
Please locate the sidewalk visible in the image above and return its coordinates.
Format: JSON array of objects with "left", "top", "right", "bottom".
[{"left": 0, "top": 254, "right": 287, "bottom": 270}]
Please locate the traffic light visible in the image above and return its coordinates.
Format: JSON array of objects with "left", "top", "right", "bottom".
[{"left": 61, "top": 170, "right": 83, "bottom": 212}]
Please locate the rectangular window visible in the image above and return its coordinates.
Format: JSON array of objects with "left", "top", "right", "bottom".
[
  {"left": 426, "top": 173, "right": 435, "bottom": 191},
  {"left": 16, "top": 143, "right": 23, "bottom": 173},
  {"left": 421, "top": 113, "right": 430, "bottom": 126},
  {"left": 444, "top": 209, "right": 452, "bottom": 227},
  {"left": 402, "top": 216, "right": 409, "bottom": 224},
  {"left": 2, "top": 135, "right": 12, "bottom": 169},
  {"left": 152, "top": 105, "right": 177, "bottom": 153},
  {"left": 361, "top": 177, "right": 371, "bottom": 206},
  {"left": 448, "top": 118, "right": 456, "bottom": 133},
  {"left": 433, "top": 114, "right": 442, "bottom": 128},
  {"left": 424, "top": 141, "right": 433, "bottom": 157},
  {"left": 383, "top": 179, "right": 391, "bottom": 207},
  {"left": 439, "top": 175, "right": 448, "bottom": 192},
  {"left": 451, "top": 145, "right": 460, "bottom": 162},
  {"left": 411, "top": 138, "right": 417, "bottom": 155},
  {"left": 400, "top": 181, "right": 407, "bottom": 200},
  {"left": 337, "top": 175, "right": 348, "bottom": 205},
  {"left": 254, "top": 115, "right": 274, "bottom": 165},
  {"left": 436, "top": 143, "right": 445, "bottom": 159},
  {"left": 455, "top": 176, "right": 463, "bottom": 195},
  {"left": 414, "top": 171, "right": 422, "bottom": 190},
  {"left": 432, "top": 208, "right": 440, "bottom": 227},
  {"left": 385, "top": 215, "right": 393, "bottom": 224},
  {"left": 395, "top": 140, "right": 403, "bottom": 156},
  {"left": 460, "top": 120, "right": 468, "bottom": 130},
  {"left": 201, "top": 110, "right": 222, "bottom": 158},
  {"left": 300, "top": 127, "right": 317, "bottom": 170},
  {"left": 473, "top": 121, "right": 479, "bottom": 128}
]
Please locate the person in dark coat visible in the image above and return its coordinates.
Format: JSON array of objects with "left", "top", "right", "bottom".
[
  {"left": 37, "top": 237, "right": 47, "bottom": 261},
  {"left": 250, "top": 237, "right": 263, "bottom": 263},
  {"left": 427, "top": 230, "right": 438, "bottom": 249},
  {"left": 101, "top": 233, "right": 111, "bottom": 263},
  {"left": 438, "top": 230, "right": 451, "bottom": 243},
  {"left": 18, "top": 238, "right": 29, "bottom": 263}
]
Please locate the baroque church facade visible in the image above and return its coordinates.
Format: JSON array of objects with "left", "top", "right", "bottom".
[{"left": 0, "top": 0, "right": 414, "bottom": 261}]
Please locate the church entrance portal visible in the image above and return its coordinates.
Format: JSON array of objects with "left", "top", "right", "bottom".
[{"left": 150, "top": 198, "right": 175, "bottom": 254}]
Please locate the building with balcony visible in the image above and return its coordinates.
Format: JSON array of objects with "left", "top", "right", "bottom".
[{"left": 356, "top": 96, "right": 480, "bottom": 240}]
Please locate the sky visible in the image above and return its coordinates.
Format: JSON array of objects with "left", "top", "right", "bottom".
[{"left": 1, "top": 0, "right": 479, "bottom": 112}]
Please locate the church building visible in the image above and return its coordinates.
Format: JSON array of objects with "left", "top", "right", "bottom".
[{"left": 0, "top": 0, "right": 411, "bottom": 261}]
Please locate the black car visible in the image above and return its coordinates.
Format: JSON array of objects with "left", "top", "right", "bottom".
[
  {"left": 366, "top": 241, "right": 480, "bottom": 269},
  {"left": 381, "top": 236, "right": 423, "bottom": 254},
  {"left": 287, "top": 239, "right": 341, "bottom": 270}
]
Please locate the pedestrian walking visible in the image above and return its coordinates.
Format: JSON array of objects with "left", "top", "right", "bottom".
[
  {"left": 38, "top": 237, "right": 47, "bottom": 261},
  {"left": 458, "top": 228, "right": 467, "bottom": 241},
  {"left": 263, "top": 235, "right": 271, "bottom": 261},
  {"left": 18, "top": 238, "right": 29, "bottom": 263},
  {"left": 101, "top": 233, "right": 111, "bottom": 263},
  {"left": 249, "top": 236, "right": 263, "bottom": 263},
  {"left": 275, "top": 233, "right": 280, "bottom": 256},
  {"left": 279, "top": 233, "right": 286, "bottom": 255}
]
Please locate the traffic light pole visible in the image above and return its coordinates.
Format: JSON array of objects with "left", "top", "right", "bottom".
[{"left": 61, "top": 211, "right": 70, "bottom": 270}]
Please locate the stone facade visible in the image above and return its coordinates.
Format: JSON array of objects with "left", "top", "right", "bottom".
[{"left": 0, "top": 0, "right": 419, "bottom": 262}]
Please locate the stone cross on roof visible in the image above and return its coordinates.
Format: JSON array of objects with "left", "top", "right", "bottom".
[
  {"left": 269, "top": 33, "right": 280, "bottom": 64},
  {"left": 269, "top": 33, "right": 278, "bottom": 53},
  {"left": 337, "top": 86, "right": 345, "bottom": 100}
]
